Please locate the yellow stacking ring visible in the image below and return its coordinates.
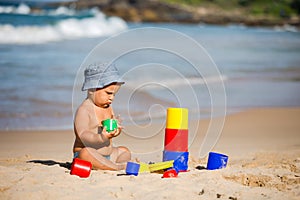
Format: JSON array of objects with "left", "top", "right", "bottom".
[{"left": 166, "top": 108, "right": 188, "bottom": 130}]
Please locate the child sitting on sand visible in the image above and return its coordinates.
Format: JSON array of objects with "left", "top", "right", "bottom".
[{"left": 72, "top": 62, "right": 131, "bottom": 170}]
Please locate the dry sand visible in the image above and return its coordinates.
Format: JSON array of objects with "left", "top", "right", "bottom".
[{"left": 0, "top": 107, "right": 299, "bottom": 200}]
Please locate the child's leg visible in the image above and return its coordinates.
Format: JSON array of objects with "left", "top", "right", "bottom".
[
  {"left": 78, "top": 147, "right": 126, "bottom": 170},
  {"left": 111, "top": 146, "right": 131, "bottom": 163}
]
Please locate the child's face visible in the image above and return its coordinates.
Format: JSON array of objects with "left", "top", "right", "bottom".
[{"left": 93, "top": 84, "right": 120, "bottom": 108}]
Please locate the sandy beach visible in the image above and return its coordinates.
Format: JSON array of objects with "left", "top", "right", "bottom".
[{"left": 0, "top": 107, "right": 299, "bottom": 200}]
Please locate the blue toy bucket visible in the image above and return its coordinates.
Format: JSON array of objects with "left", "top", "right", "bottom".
[
  {"left": 163, "top": 150, "right": 189, "bottom": 171},
  {"left": 206, "top": 152, "right": 228, "bottom": 170},
  {"left": 126, "top": 162, "right": 140, "bottom": 176}
]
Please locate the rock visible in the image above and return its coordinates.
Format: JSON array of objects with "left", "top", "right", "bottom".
[{"left": 48, "top": 0, "right": 300, "bottom": 27}]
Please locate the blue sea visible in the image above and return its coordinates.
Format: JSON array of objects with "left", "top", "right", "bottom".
[{"left": 0, "top": 3, "right": 300, "bottom": 130}]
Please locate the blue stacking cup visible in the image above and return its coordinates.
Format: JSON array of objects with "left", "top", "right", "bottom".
[
  {"left": 126, "top": 162, "right": 140, "bottom": 176},
  {"left": 206, "top": 152, "right": 228, "bottom": 170},
  {"left": 163, "top": 150, "right": 189, "bottom": 171}
]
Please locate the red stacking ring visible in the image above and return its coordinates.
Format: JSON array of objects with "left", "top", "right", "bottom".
[
  {"left": 164, "top": 128, "right": 188, "bottom": 152},
  {"left": 70, "top": 158, "right": 92, "bottom": 178}
]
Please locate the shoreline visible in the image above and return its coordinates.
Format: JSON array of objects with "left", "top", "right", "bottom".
[
  {"left": 0, "top": 105, "right": 298, "bottom": 132},
  {"left": 0, "top": 107, "right": 299, "bottom": 199}
]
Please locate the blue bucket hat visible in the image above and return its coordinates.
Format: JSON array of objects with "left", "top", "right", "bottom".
[{"left": 82, "top": 62, "right": 124, "bottom": 91}]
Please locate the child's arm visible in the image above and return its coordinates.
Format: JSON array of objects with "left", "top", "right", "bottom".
[{"left": 74, "top": 107, "right": 110, "bottom": 148}]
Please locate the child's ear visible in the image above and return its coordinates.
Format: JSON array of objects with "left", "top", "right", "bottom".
[
  {"left": 88, "top": 88, "right": 96, "bottom": 96},
  {"left": 87, "top": 89, "right": 94, "bottom": 101}
]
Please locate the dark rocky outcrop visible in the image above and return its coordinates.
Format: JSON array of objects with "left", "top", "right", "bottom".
[{"left": 50, "top": 0, "right": 300, "bottom": 27}]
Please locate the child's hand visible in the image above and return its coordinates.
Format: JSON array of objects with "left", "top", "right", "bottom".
[
  {"left": 113, "top": 125, "right": 123, "bottom": 137},
  {"left": 101, "top": 127, "right": 115, "bottom": 139},
  {"left": 101, "top": 125, "right": 123, "bottom": 138}
]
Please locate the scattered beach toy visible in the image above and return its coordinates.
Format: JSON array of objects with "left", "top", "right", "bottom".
[
  {"left": 70, "top": 158, "right": 92, "bottom": 178},
  {"left": 206, "top": 152, "right": 228, "bottom": 170},
  {"left": 148, "top": 160, "right": 174, "bottom": 172},
  {"left": 138, "top": 162, "right": 150, "bottom": 173},
  {"left": 162, "top": 168, "right": 178, "bottom": 178},
  {"left": 126, "top": 162, "right": 140, "bottom": 176}
]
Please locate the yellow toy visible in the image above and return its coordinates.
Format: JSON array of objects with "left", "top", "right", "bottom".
[
  {"left": 166, "top": 108, "right": 188, "bottom": 130},
  {"left": 148, "top": 160, "right": 174, "bottom": 172}
]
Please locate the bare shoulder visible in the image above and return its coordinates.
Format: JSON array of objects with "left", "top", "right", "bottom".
[{"left": 75, "top": 99, "right": 93, "bottom": 119}]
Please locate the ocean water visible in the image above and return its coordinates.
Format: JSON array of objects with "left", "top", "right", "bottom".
[{"left": 0, "top": 4, "right": 300, "bottom": 130}]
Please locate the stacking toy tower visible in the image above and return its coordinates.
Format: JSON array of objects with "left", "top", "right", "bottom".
[{"left": 163, "top": 108, "right": 189, "bottom": 171}]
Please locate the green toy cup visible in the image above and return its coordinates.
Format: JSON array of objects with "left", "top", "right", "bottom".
[{"left": 101, "top": 119, "right": 118, "bottom": 132}]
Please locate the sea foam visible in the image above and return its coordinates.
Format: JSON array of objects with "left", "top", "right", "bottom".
[
  {"left": 0, "top": 5, "right": 128, "bottom": 44},
  {"left": 0, "top": 3, "right": 31, "bottom": 14}
]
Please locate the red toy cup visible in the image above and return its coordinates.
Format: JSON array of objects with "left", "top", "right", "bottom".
[
  {"left": 70, "top": 158, "right": 92, "bottom": 178},
  {"left": 164, "top": 128, "right": 188, "bottom": 152}
]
